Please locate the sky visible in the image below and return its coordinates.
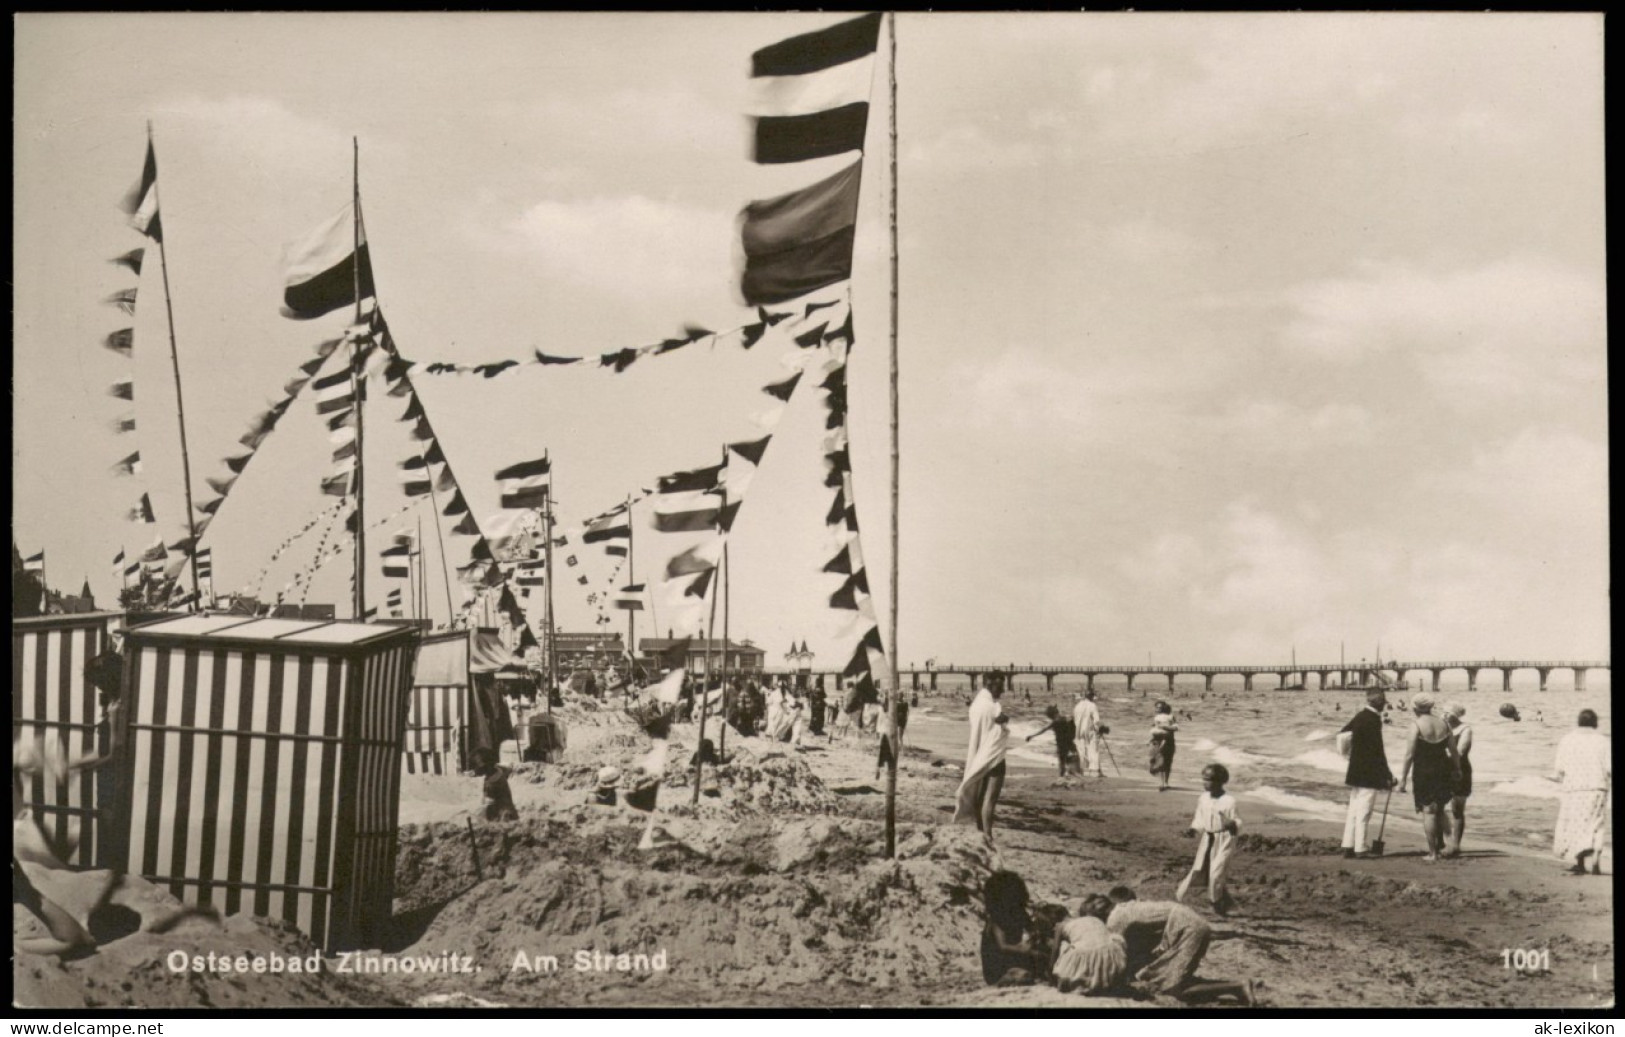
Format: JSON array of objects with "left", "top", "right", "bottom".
[{"left": 12, "top": 13, "right": 1609, "bottom": 672}]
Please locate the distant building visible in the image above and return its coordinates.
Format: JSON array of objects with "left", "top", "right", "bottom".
[
  {"left": 638, "top": 637, "right": 765, "bottom": 676},
  {"left": 554, "top": 632, "right": 627, "bottom": 672}
]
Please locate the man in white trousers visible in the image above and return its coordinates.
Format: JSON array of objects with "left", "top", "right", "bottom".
[{"left": 1336, "top": 688, "right": 1395, "bottom": 858}]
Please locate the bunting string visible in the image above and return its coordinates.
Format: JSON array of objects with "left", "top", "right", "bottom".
[{"left": 384, "top": 303, "right": 818, "bottom": 382}]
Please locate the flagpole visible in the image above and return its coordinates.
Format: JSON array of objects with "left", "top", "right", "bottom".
[
  {"left": 626, "top": 493, "right": 636, "bottom": 673},
  {"left": 350, "top": 137, "right": 368, "bottom": 621},
  {"left": 693, "top": 445, "right": 728, "bottom": 803},
  {"left": 883, "top": 10, "right": 903, "bottom": 859},
  {"left": 719, "top": 450, "right": 732, "bottom": 757},
  {"left": 543, "top": 451, "right": 556, "bottom": 715},
  {"left": 148, "top": 124, "right": 203, "bottom": 612}
]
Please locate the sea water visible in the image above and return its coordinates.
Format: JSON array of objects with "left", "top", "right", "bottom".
[{"left": 905, "top": 676, "right": 1611, "bottom": 853}]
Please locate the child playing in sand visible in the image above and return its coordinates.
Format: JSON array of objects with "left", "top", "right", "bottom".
[
  {"left": 980, "top": 870, "right": 1046, "bottom": 986},
  {"left": 1176, "top": 763, "right": 1240, "bottom": 915},
  {"left": 471, "top": 748, "right": 518, "bottom": 821}
]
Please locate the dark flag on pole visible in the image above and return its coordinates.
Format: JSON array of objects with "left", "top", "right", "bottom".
[
  {"left": 280, "top": 206, "right": 375, "bottom": 320},
  {"left": 495, "top": 457, "right": 551, "bottom": 510},
  {"left": 120, "top": 139, "right": 163, "bottom": 242}
]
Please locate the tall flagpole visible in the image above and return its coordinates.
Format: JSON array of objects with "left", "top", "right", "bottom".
[
  {"left": 883, "top": 10, "right": 903, "bottom": 858},
  {"left": 693, "top": 444, "right": 727, "bottom": 804},
  {"left": 351, "top": 137, "right": 367, "bottom": 620},
  {"left": 543, "top": 451, "right": 557, "bottom": 714},
  {"left": 149, "top": 123, "right": 203, "bottom": 611},
  {"left": 626, "top": 493, "right": 636, "bottom": 672}
]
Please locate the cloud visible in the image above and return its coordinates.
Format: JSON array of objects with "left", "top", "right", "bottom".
[
  {"left": 1279, "top": 256, "right": 1605, "bottom": 406},
  {"left": 496, "top": 194, "right": 736, "bottom": 307},
  {"left": 162, "top": 95, "right": 353, "bottom": 173}
]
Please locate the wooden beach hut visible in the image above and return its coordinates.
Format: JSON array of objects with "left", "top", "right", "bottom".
[
  {"left": 115, "top": 614, "right": 420, "bottom": 951},
  {"left": 403, "top": 629, "right": 470, "bottom": 775},
  {"left": 11, "top": 611, "right": 127, "bottom": 868}
]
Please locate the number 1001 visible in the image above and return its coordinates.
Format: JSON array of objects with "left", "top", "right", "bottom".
[{"left": 1501, "top": 948, "right": 1550, "bottom": 971}]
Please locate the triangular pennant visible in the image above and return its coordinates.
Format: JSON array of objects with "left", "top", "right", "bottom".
[
  {"left": 824, "top": 308, "right": 855, "bottom": 349},
  {"left": 111, "top": 248, "right": 145, "bottom": 275},
  {"left": 763, "top": 371, "right": 802, "bottom": 402},
  {"left": 682, "top": 569, "right": 715, "bottom": 599},
  {"left": 106, "top": 287, "right": 139, "bottom": 314},
  {"left": 425, "top": 441, "right": 447, "bottom": 466},
  {"left": 728, "top": 435, "right": 772, "bottom": 466},
  {"left": 205, "top": 473, "right": 238, "bottom": 497},
  {"left": 760, "top": 306, "right": 792, "bottom": 326},
  {"left": 534, "top": 350, "right": 578, "bottom": 366},
  {"left": 442, "top": 491, "right": 469, "bottom": 517},
  {"left": 718, "top": 500, "right": 743, "bottom": 533},
  {"left": 602, "top": 347, "right": 640, "bottom": 373},
  {"left": 400, "top": 395, "right": 424, "bottom": 421},
  {"left": 450, "top": 513, "right": 481, "bottom": 536},
  {"left": 825, "top": 489, "right": 847, "bottom": 527},
  {"left": 740, "top": 322, "right": 768, "bottom": 349},
  {"left": 795, "top": 323, "right": 830, "bottom": 349},
  {"left": 299, "top": 355, "right": 327, "bottom": 377},
  {"left": 822, "top": 544, "right": 853, "bottom": 575},
  {"left": 104, "top": 328, "right": 134, "bottom": 356}
]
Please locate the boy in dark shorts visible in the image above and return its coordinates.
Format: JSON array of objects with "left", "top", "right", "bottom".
[{"left": 1027, "top": 705, "right": 1081, "bottom": 777}]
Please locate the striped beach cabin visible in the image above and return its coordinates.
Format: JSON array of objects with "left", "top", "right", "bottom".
[
  {"left": 12, "top": 611, "right": 126, "bottom": 868},
  {"left": 403, "top": 630, "right": 470, "bottom": 775},
  {"left": 116, "top": 614, "right": 419, "bottom": 952}
]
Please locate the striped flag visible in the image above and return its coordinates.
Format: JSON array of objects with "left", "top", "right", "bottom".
[
  {"left": 119, "top": 138, "right": 163, "bottom": 242},
  {"left": 381, "top": 544, "right": 411, "bottom": 579},
  {"left": 605, "top": 545, "right": 628, "bottom": 558},
  {"left": 613, "top": 584, "right": 646, "bottom": 612},
  {"left": 749, "top": 13, "right": 881, "bottom": 164},
  {"left": 104, "top": 329, "right": 135, "bottom": 356},
  {"left": 495, "top": 457, "right": 550, "bottom": 510},
  {"left": 110, "top": 380, "right": 135, "bottom": 401},
  {"left": 23, "top": 551, "right": 45, "bottom": 573},
  {"left": 112, "top": 549, "right": 126, "bottom": 581},
  {"left": 652, "top": 491, "right": 723, "bottom": 534},
  {"left": 741, "top": 13, "right": 878, "bottom": 304},
  {"left": 399, "top": 456, "right": 432, "bottom": 498},
  {"left": 195, "top": 548, "right": 213, "bottom": 580},
  {"left": 582, "top": 513, "right": 631, "bottom": 544},
  {"left": 313, "top": 369, "right": 356, "bottom": 416},
  {"left": 280, "top": 206, "right": 374, "bottom": 320}
]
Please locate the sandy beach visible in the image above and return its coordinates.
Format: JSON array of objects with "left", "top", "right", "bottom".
[{"left": 13, "top": 690, "right": 1614, "bottom": 1010}]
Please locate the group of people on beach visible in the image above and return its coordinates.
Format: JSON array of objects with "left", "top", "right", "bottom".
[
  {"left": 956, "top": 672, "right": 1609, "bottom": 1003},
  {"left": 1338, "top": 687, "right": 1611, "bottom": 874}
]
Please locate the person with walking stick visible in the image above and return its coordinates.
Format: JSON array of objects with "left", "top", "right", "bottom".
[{"left": 1336, "top": 688, "right": 1395, "bottom": 858}]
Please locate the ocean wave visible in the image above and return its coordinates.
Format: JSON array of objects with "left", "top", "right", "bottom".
[
  {"left": 1304, "top": 729, "right": 1333, "bottom": 742},
  {"left": 1294, "top": 749, "right": 1348, "bottom": 773},
  {"left": 1248, "top": 785, "right": 1346, "bottom": 821},
  {"left": 1209, "top": 745, "right": 1276, "bottom": 771},
  {"left": 1489, "top": 775, "right": 1563, "bottom": 800}
]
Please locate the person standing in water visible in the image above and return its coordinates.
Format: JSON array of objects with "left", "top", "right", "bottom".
[
  {"left": 1396, "top": 693, "right": 1462, "bottom": 863},
  {"left": 1442, "top": 703, "right": 1473, "bottom": 859},
  {"left": 1148, "top": 701, "right": 1178, "bottom": 791},
  {"left": 955, "top": 674, "right": 1011, "bottom": 844}
]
